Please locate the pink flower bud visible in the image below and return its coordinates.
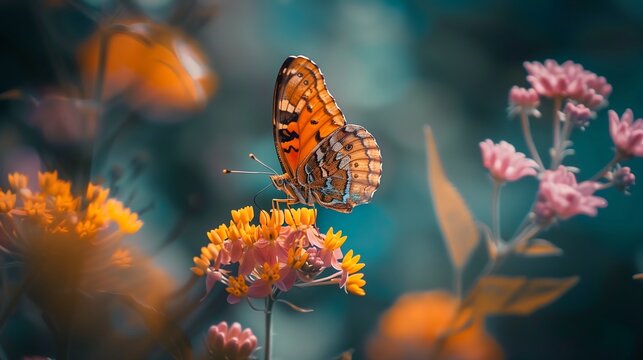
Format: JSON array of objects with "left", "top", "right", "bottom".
[
  {"left": 612, "top": 166, "right": 635, "bottom": 192},
  {"left": 563, "top": 102, "right": 593, "bottom": 129},
  {"left": 608, "top": 109, "right": 643, "bottom": 158},
  {"left": 508, "top": 86, "right": 540, "bottom": 117},
  {"left": 207, "top": 321, "right": 258, "bottom": 360},
  {"left": 479, "top": 140, "right": 539, "bottom": 182}
]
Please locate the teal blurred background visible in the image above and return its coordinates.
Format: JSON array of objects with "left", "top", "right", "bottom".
[{"left": 1, "top": 0, "right": 643, "bottom": 359}]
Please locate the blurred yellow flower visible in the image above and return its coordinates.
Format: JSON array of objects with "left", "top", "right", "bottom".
[
  {"left": 107, "top": 199, "right": 143, "bottom": 234},
  {"left": 0, "top": 189, "right": 16, "bottom": 213},
  {"left": 8, "top": 171, "right": 28, "bottom": 190},
  {"left": 0, "top": 171, "right": 171, "bottom": 309}
]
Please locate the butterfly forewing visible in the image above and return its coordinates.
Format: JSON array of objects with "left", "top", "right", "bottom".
[
  {"left": 273, "top": 56, "right": 346, "bottom": 175},
  {"left": 297, "top": 125, "right": 382, "bottom": 213}
]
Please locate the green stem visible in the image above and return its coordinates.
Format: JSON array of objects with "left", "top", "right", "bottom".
[
  {"left": 520, "top": 111, "right": 544, "bottom": 170},
  {"left": 264, "top": 296, "right": 275, "bottom": 360},
  {"left": 491, "top": 180, "right": 503, "bottom": 243}
]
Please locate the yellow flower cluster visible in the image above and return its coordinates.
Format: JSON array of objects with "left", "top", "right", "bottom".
[
  {"left": 191, "top": 205, "right": 368, "bottom": 299},
  {"left": 0, "top": 171, "right": 142, "bottom": 239}
]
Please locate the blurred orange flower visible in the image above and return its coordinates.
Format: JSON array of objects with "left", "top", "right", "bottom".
[
  {"left": 78, "top": 18, "right": 217, "bottom": 119},
  {"left": 367, "top": 291, "right": 504, "bottom": 360},
  {"left": 0, "top": 171, "right": 172, "bottom": 308}
]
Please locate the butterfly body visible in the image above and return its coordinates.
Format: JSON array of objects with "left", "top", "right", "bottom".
[
  {"left": 270, "top": 173, "right": 315, "bottom": 206},
  {"left": 271, "top": 56, "right": 382, "bottom": 213}
]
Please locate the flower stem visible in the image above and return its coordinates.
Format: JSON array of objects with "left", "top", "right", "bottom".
[
  {"left": 590, "top": 153, "right": 624, "bottom": 182},
  {"left": 507, "top": 223, "right": 542, "bottom": 251},
  {"left": 264, "top": 296, "right": 275, "bottom": 360},
  {"left": 551, "top": 97, "right": 562, "bottom": 168},
  {"left": 552, "top": 112, "right": 574, "bottom": 168},
  {"left": 520, "top": 111, "right": 544, "bottom": 170},
  {"left": 491, "top": 180, "right": 503, "bottom": 243}
]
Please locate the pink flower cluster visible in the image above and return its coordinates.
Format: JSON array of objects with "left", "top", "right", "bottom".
[
  {"left": 191, "top": 206, "right": 366, "bottom": 304},
  {"left": 206, "top": 321, "right": 257, "bottom": 360},
  {"left": 533, "top": 166, "right": 607, "bottom": 222},
  {"left": 524, "top": 60, "right": 612, "bottom": 109},
  {"left": 609, "top": 109, "right": 643, "bottom": 158},
  {"left": 480, "top": 139, "right": 539, "bottom": 182}
]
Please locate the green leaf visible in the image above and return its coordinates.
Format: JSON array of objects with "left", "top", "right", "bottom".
[
  {"left": 466, "top": 276, "right": 579, "bottom": 317},
  {"left": 425, "top": 126, "right": 479, "bottom": 270}
]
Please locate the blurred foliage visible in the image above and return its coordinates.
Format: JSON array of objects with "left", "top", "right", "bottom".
[{"left": 0, "top": 0, "right": 642, "bottom": 359}]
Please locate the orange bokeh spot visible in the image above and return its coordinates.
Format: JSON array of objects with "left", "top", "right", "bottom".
[
  {"left": 78, "top": 19, "right": 217, "bottom": 119},
  {"left": 367, "top": 291, "right": 504, "bottom": 360}
]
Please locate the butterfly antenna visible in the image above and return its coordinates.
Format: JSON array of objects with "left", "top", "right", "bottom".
[
  {"left": 222, "top": 169, "right": 273, "bottom": 175},
  {"left": 248, "top": 153, "right": 279, "bottom": 175},
  {"left": 253, "top": 183, "right": 273, "bottom": 210}
]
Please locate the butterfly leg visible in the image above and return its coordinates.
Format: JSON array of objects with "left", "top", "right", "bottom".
[{"left": 272, "top": 198, "right": 296, "bottom": 212}]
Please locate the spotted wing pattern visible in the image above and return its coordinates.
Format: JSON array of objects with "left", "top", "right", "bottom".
[
  {"left": 296, "top": 124, "right": 382, "bottom": 213},
  {"left": 273, "top": 56, "right": 346, "bottom": 176}
]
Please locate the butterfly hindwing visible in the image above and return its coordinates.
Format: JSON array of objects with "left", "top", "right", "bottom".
[
  {"left": 273, "top": 56, "right": 346, "bottom": 176},
  {"left": 297, "top": 124, "right": 382, "bottom": 213}
]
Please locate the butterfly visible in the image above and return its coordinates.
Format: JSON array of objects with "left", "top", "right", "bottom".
[{"left": 269, "top": 56, "right": 382, "bottom": 213}]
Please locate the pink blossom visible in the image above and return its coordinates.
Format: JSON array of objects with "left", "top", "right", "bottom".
[
  {"left": 205, "top": 269, "right": 224, "bottom": 296},
  {"left": 533, "top": 166, "right": 607, "bottom": 221},
  {"left": 479, "top": 140, "right": 539, "bottom": 182},
  {"left": 207, "top": 322, "right": 258, "bottom": 360},
  {"left": 508, "top": 86, "right": 540, "bottom": 117},
  {"left": 609, "top": 109, "right": 643, "bottom": 157},
  {"left": 524, "top": 60, "right": 611, "bottom": 109},
  {"left": 277, "top": 266, "right": 299, "bottom": 291},
  {"left": 237, "top": 247, "right": 257, "bottom": 276},
  {"left": 253, "top": 230, "right": 292, "bottom": 265},
  {"left": 564, "top": 102, "right": 593, "bottom": 129},
  {"left": 247, "top": 278, "right": 273, "bottom": 298}
]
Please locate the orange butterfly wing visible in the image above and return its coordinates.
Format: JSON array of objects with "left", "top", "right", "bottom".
[
  {"left": 272, "top": 56, "right": 346, "bottom": 176},
  {"left": 296, "top": 124, "right": 382, "bottom": 213}
]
